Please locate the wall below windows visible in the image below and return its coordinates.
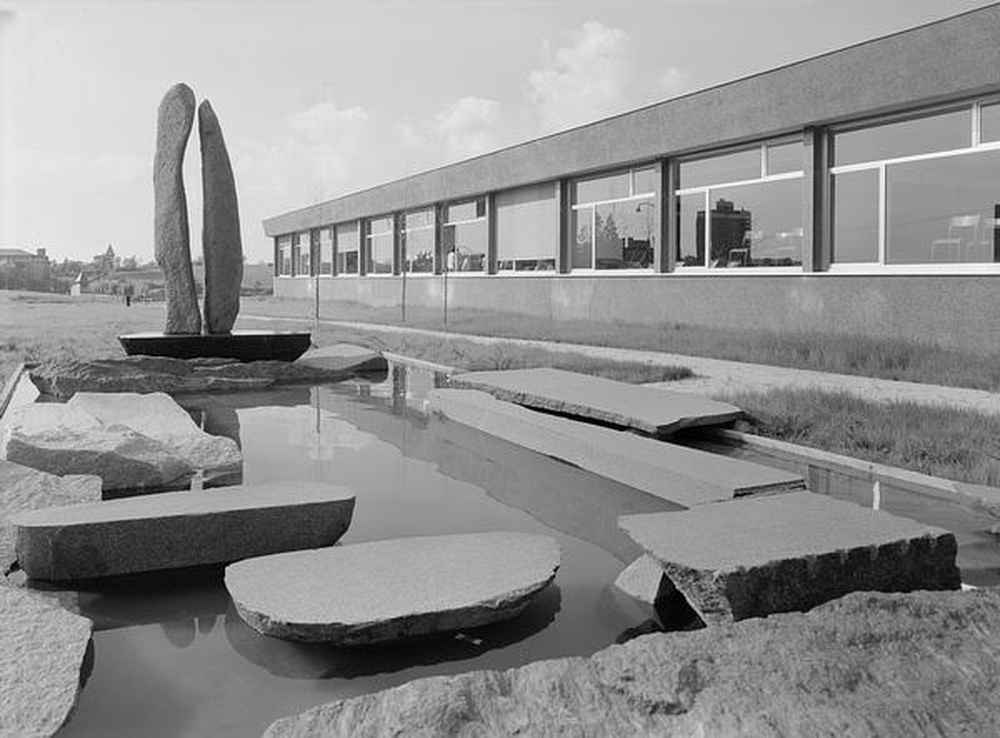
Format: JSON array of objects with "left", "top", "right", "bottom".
[{"left": 274, "top": 274, "right": 1000, "bottom": 354}]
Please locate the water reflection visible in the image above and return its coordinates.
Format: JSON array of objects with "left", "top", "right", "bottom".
[{"left": 223, "top": 584, "right": 562, "bottom": 680}]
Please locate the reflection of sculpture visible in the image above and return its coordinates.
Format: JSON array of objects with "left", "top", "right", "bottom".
[{"left": 153, "top": 83, "right": 243, "bottom": 335}]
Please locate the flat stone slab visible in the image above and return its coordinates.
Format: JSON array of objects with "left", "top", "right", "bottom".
[
  {"left": 429, "top": 389, "right": 802, "bottom": 506},
  {"left": 449, "top": 367, "right": 741, "bottom": 437},
  {"left": 12, "top": 481, "right": 355, "bottom": 580},
  {"left": 620, "top": 491, "right": 960, "bottom": 623},
  {"left": 2, "top": 392, "right": 241, "bottom": 492},
  {"left": 296, "top": 343, "right": 389, "bottom": 374},
  {"left": 0, "top": 585, "right": 92, "bottom": 736},
  {"left": 263, "top": 588, "right": 1000, "bottom": 737},
  {"left": 226, "top": 531, "right": 560, "bottom": 644},
  {"left": 0, "top": 460, "right": 101, "bottom": 574}
]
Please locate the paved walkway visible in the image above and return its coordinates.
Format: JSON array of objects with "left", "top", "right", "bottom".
[{"left": 240, "top": 313, "right": 1000, "bottom": 417}]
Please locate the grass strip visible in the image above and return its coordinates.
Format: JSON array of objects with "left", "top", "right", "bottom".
[
  {"left": 247, "top": 296, "right": 1000, "bottom": 391},
  {"left": 729, "top": 387, "right": 1000, "bottom": 486}
]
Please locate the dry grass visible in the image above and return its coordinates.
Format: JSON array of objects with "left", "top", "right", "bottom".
[
  {"left": 243, "top": 296, "right": 1000, "bottom": 391},
  {"left": 0, "top": 291, "right": 164, "bottom": 386},
  {"left": 730, "top": 388, "right": 1000, "bottom": 485}
]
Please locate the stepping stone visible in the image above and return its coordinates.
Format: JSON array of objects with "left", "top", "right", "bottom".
[
  {"left": 2, "top": 392, "right": 242, "bottom": 492},
  {"left": 296, "top": 344, "right": 389, "bottom": 374},
  {"left": 449, "top": 367, "right": 741, "bottom": 437},
  {"left": 12, "top": 482, "right": 355, "bottom": 580},
  {"left": 428, "top": 389, "right": 803, "bottom": 506},
  {"left": 0, "top": 460, "right": 101, "bottom": 573},
  {"left": 613, "top": 554, "right": 673, "bottom": 606},
  {"left": 226, "top": 532, "right": 560, "bottom": 644},
  {"left": 619, "top": 491, "right": 960, "bottom": 624},
  {"left": 0, "top": 585, "right": 92, "bottom": 736}
]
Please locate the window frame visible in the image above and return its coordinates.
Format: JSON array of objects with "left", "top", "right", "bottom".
[
  {"left": 674, "top": 139, "right": 805, "bottom": 273},
  {"left": 828, "top": 98, "right": 1000, "bottom": 272},
  {"left": 442, "top": 197, "right": 488, "bottom": 274}
]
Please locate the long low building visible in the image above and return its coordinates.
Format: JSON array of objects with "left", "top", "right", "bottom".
[{"left": 264, "top": 5, "right": 1000, "bottom": 353}]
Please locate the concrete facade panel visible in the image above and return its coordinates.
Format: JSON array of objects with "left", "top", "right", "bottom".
[{"left": 275, "top": 274, "right": 1000, "bottom": 355}]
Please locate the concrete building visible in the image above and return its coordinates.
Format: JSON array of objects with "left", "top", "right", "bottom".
[
  {"left": 263, "top": 5, "right": 1000, "bottom": 354},
  {"left": 0, "top": 248, "right": 51, "bottom": 291}
]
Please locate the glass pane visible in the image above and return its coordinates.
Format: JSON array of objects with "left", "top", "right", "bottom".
[
  {"left": 496, "top": 258, "right": 555, "bottom": 272},
  {"left": 680, "top": 148, "right": 761, "bottom": 189},
  {"left": 445, "top": 199, "right": 484, "bottom": 223},
  {"left": 369, "top": 216, "right": 393, "bottom": 235},
  {"left": 405, "top": 208, "right": 434, "bottom": 230},
  {"left": 335, "top": 221, "right": 360, "bottom": 250},
  {"left": 573, "top": 171, "right": 630, "bottom": 204},
  {"left": 337, "top": 251, "right": 359, "bottom": 274},
  {"left": 886, "top": 148, "right": 1000, "bottom": 264},
  {"left": 676, "top": 192, "right": 705, "bottom": 266},
  {"left": 982, "top": 103, "right": 1000, "bottom": 143},
  {"left": 443, "top": 220, "right": 487, "bottom": 272},
  {"left": 766, "top": 141, "right": 804, "bottom": 175},
  {"left": 571, "top": 207, "right": 592, "bottom": 269},
  {"left": 595, "top": 197, "right": 655, "bottom": 269},
  {"left": 632, "top": 166, "right": 658, "bottom": 196},
  {"left": 832, "top": 169, "right": 879, "bottom": 263},
  {"left": 834, "top": 108, "right": 971, "bottom": 166},
  {"left": 404, "top": 221, "right": 435, "bottom": 273},
  {"left": 496, "top": 182, "right": 558, "bottom": 263},
  {"left": 279, "top": 245, "right": 291, "bottom": 275},
  {"left": 319, "top": 228, "right": 333, "bottom": 275},
  {"left": 367, "top": 232, "right": 393, "bottom": 274},
  {"left": 709, "top": 179, "right": 803, "bottom": 267}
]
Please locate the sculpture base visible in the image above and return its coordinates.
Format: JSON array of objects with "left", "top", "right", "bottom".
[{"left": 118, "top": 331, "right": 312, "bottom": 362}]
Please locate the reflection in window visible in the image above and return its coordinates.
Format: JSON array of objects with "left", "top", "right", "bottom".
[
  {"left": 443, "top": 198, "right": 487, "bottom": 272},
  {"left": 319, "top": 228, "right": 333, "bottom": 275},
  {"left": 887, "top": 149, "right": 1000, "bottom": 264},
  {"left": 335, "top": 222, "right": 359, "bottom": 275},
  {"left": 277, "top": 235, "right": 292, "bottom": 276},
  {"left": 833, "top": 108, "right": 970, "bottom": 166},
  {"left": 680, "top": 148, "right": 761, "bottom": 188},
  {"left": 677, "top": 142, "right": 802, "bottom": 268},
  {"left": 571, "top": 166, "right": 657, "bottom": 270},
  {"left": 982, "top": 103, "right": 1000, "bottom": 144},
  {"left": 403, "top": 209, "right": 435, "bottom": 273},
  {"left": 294, "top": 232, "right": 311, "bottom": 276},
  {"left": 366, "top": 216, "right": 393, "bottom": 274},
  {"left": 496, "top": 183, "right": 558, "bottom": 272},
  {"left": 832, "top": 169, "right": 879, "bottom": 263}
]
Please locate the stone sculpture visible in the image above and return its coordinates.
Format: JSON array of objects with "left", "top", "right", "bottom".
[
  {"left": 152, "top": 85, "right": 244, "bottom": 336},
  {"left": 199, "top": 99, "right": 243, "bottom": 334},
  {"left": 154, "top": 83, "right": 202, "bottom": 335}
]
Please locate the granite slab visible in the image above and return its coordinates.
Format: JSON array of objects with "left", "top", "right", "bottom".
[
  {"left": 428, "top": 389, "right": 802, "bottom": 506},
  {"left": 226, "top": 531, "right": 560, "bottom": 644},
  {"left": 12, "top": 481, "right": 355, "bottom": 580},
  {"left": 620, "top": 491, "right": 960, "bottom": 623},
  {"left": 449, "top": 367, "right": 741, "bottom": 437}
]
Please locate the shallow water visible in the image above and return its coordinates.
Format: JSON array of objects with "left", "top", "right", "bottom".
[
  {"left": 22, "top": 363, "right": 1000, "bottom": 736},
  {"left": 54, "top": 368, "right": 670, "bottom": 737}
]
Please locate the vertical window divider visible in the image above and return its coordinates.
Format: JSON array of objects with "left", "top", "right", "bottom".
[
  {"left": 877, "top": 163, "right": 887, "bottom": 265},
  {"left": 703, "top": 190, "right": 711, "bottom": 267},
  {"left": 972, "top": 102, "right": 982, "bottom": 147},
  {"left": 760, "top": 144, "right": 768, "bottom": 178}
]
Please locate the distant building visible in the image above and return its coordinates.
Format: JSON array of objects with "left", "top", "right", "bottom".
[
  {"left": 0, "top": 248, "right": 52, "bottom": 291},
  {"left": 264, "top": 5, "right": 1000, "bottom": 353},
  {"left": 93, "top": 244, "right": 117, "bottom": 276}
]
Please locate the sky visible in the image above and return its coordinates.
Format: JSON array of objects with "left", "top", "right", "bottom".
[{"left": 1, "top": 0, "right": 997, "bottom": 266}]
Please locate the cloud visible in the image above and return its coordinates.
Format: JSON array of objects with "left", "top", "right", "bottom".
[
  {"left": 528, "top": 20, "right": 690, "bottom": 134},
  {"left": 432, "top": 96, "right": 500, "bottom": 161}
]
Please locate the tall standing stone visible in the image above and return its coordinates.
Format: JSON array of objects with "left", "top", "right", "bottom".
[
  {"left": 154, "top": 83, "right": 201, "bottom": 334},
  {"left": 199, "top": 99, "right": 243, "bottom": 334}
]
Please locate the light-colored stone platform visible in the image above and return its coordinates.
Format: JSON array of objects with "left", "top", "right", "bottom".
[
  {"left": 0, "top": 460, "right": 101, "bottom": 574},
  {"left": 12, "top": 481, "right": 355, "bottom": 580},
  {"left": 428, "top": 389, "right": 802, "bottom": 507},
  {"left": 226, "top": 531, "right": 560, "bottom": 644},
  {"left": 0, "top": 585, "right": 92, "bottom": 736},
  {"left": 449, "top": 367, "right": 741, "bottom": 436},
  {"left": 1, "top": 392, "right": 241, "bottom": 492},
  {"left": 620, "top": 491, "right": 960, "bottom": 623},
  {"left": 296, "top": 343, "right": 388, "bottom": 374}
]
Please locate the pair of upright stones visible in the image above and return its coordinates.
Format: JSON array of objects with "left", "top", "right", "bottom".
[{"left": 155, "top": 83, "right": 242, "bottom": 335}]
